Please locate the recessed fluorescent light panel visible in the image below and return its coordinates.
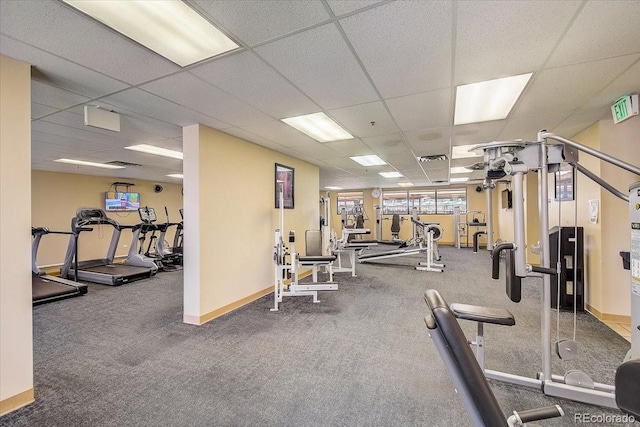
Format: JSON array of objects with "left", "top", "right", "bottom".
[
  {"left": 54, "top": 158, "right": 125, "bottom": 169},
  {"left": 125, "top": 144, "right": 183, "bottom": 160},
  {"left": 451, "top": 144, "right": 483, "bottom": 160},
  {"left": 281, "top": 112, "right": 353, "bottom": 143},
  {"left": 350, "top": 155, "right": 387, "bottom": 166},
  {"left": 325, "top": 186, "right": 343, "bottom": 190},
  {"left": 379, "top": 171, "right": 403, "bottom": 178},
  {"left": 450, "top": 177, "right": 470, "bottom": 183},
  {"left": 166, "top": 174, "right": 183, "bottom": 179},
  {"left": 62, "top": 0, "right": 238, "bottom": 67},
  {"left": 454, "top": 73, "right": 533, "bottom": 125},
  {"left": 398, "top": 182, "right": 414, "bottom": 187},
  {"left": 450, "top": 166, "right": 471, "bottom": 174}
]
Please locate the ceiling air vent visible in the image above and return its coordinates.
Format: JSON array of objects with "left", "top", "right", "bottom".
[
  {"left": 417, "top": 154, "right": 447, "bottom": 162},
  {"left": 106, "top": 161, "right": 141, "bottom": 167},
  {"left": 432, "top": 180, "right": 447, "bottom": 183}
]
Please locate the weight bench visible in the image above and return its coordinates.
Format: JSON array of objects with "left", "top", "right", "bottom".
[
  {"left": 423, "top": 289, "right": 563, "bottom": 426},
  {"left": 300, "top": 230, "right": 337, "bottom": 283}
]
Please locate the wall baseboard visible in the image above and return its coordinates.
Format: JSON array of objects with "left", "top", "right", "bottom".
[
  {"left": 586, "top": 304, "right": 631, "bottom": 325},
  {"left": 185, "top": 271, "right": 313, "bottom": 325},
  {"left": 0, "top": 388, "right": 34, "bottom": 416}
]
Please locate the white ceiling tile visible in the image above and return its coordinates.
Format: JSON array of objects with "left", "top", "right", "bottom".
[
  {"left": 31, "top": 123, "right": 127, "bottom": 151},
  {"left": 455, "top": 1, "right": 581, "bottom": 85},
  {"left": 327, "top": 101, "right": 399, "bottom": 138},
  {"left": 323, "top": 139, "right": 372, "bottom": 157},
  {"left": 0, "top": 0, "right": 179, "bottom": 85},
  {"left": 403, "top": 127, "right": 451, "bottom": 152},
  {"left": 326, "top": 1, "right": 385, "bottom": 17},
  {"left": 361, "top": 133, "right": 410, "bottom": 154},
  {"left": 340, "top": 1, "right": 452, "bottom": 98},
  {"left": 512, "top": 55, "right": 640, "bottom": 118},
  {"left": 255, "top": 23, "right": 379, "bottom": 109},
  {"left": 100, "top": 88, "right": 231, "bottom": 130},
  {"left": 451, "top": 121, "right": 506, "bottom": 146},
  {"left": 31, "top": 81, "right": 90, "bottom": 109},
  {"left": 584, "top": 60, "right": 640, "bottom": 110},
  {"left": 240, "top": 120, "right": 319, "bottom": 147},
  {"left": 380, "top": 150, "right": 419, "bottom": 166},
  {"left": 288, "top": 143, "right": 341, "bottom": 161},
  {"left": 189, "top": 51, "right": 319, "bottom": 119},
  {"left": 32, "top": 102, "right": 58, "bottom": 119},
  {"left": 222, "top": 127, "right": 289, "bottom": 152},
  {"left": 192, "top": 0, "right": 330, "bottom": 46},
  {"left": 553, "top": 106, "right": 611, "bottom": 139},
  {"left": 499, "top": 111, "right": 572, "bottom": 141},
  {"left": 32, "top": 140, "right": 95, "bottom": 159},
  {"left": 1, "top": 34, "right": 130, "bottom": 99},
  {"left": 140, "top": 72, "right": 272, "bottom": 126},
  {"left": 386, "top": 88, "right": 452, "bottom": 131},
  {"left": 548, "top": 1, "right": 640, "bottom": 67}
]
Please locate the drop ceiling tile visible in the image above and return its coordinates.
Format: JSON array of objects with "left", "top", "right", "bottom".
[
  {"left": 1, "top": 34, "right": 130, "bottom": 99},
  {"left": 192, "top": 0, "right": 330, "bottom": 46},
  {"left": 222, "top": 127, "right": 289, "bottom": 152},
  {"left": 32, "top": 81, "right": 90, "bottom": 109},
  {"left": 323, "top": 139, "right": 372, "bottom": 157},
  {"left": 362, "top": 133, "right": 410, "bottom": 154},
  {"left": 101, "top": 88, "right": 231, "bottom": 129},
  {"left": 68, "top": 103, "right": 183, "bottom": 139},
  {"left": 140, "top": 72, "right": 272, "bottom": 127},
  {"left": 403, "top": 127, "right": 451, "bottom": 152},
  {"left": 0, "top": 0, "right": 179, "bottom": 85},
  {"left": 31, "top": 140, "right": 95, "bottom": 158},
  {"left": 386, "top": 88, "right": 452, "bottom": 131},
  {"left": 255, "top": 23, "right": 379, "bottom": 109},
  {"left": 326, "top": 1, "right": 385, "bottom": 17},
  {"left": 499, "top": 111, "right": 572, "bottom": 141},
  {"left": 553, "top": 106, "right": 611, "bottom": 139},
  {"left": 327, "top": 101, "right": 399, "bottom": 138},
  {"left": 381, "top": 150, "right": 419, "bottom": 166},
  {"left": 340, "top": 1, "right": 452, "bottom": 98},
  {"left": 583, "top": 60, "right": 640, "bottom": 110},
  {"left": 288, "top": 143, "right": 341, "bottom": 161},
  {"left": 455, "top": 1, "right": 581, "bottom": 85},
  {"left": 512, "top": 55, "right": 640, "bottom": 118},
  {"left": 450, "top": 121, "right": 506, "bottom": 146},
  {"left": 239, "top": 120, "right": 318, "bottom": 147},
  {"left": 548, "top": 1, "right": 640, "bottom": 67},
  {"left": 189, "top": 51, "right": 319, "bottom": 119},
  {"left": 31, "top": 123, "right": 127, "bottom": 151},
  {"left": 32, "top": 102, "right": 58, "bottom": 119}
]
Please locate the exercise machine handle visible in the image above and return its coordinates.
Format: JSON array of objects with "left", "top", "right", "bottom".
[
  {"left": 530, "top": 266, "right": 556, "bottom": 276},
  {"left": 510, "top": 405, "right": 564, "bottom": 425},
  {"left": 491, "top": 242, "right": 515, "bottom": 280}
]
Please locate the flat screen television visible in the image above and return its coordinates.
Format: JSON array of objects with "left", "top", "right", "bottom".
[
  {"left": 105, "top": 192, "right": 140, "bottom": 212},
  {"left": 501, "top": 189, "right": 512, "bottom": 209}
]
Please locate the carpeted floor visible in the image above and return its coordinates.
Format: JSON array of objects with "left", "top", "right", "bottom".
[{"left": 0, "top": 246, "right": 635, "bottom": 426}]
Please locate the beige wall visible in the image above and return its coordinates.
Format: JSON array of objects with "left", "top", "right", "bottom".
[
  {"left": 545, "top": 118, "right": 638, "bottom": 317},
  {"left": 323, "top": 184, "right": 490, "bottom": 246},
  {"left": 0, "top": 56, "right": 34, "bottom": 413},
  {"left": 183, "top": 124, "right": 319, "bottom": 324},
  {"left": 31, "top": 170, "right": 183, "bottom": 267}
]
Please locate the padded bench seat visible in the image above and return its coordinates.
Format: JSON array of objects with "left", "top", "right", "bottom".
[
  {"left": 299, "top": 255, "right": 336, "bottom": 264},
  {"left": 450, "top": 303, "right": 515, "bottom": 326}
]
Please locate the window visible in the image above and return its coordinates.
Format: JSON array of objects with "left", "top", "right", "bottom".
[
  {"left": 382, "top": 191, "right": 409, "bottom": 214},
  {"left": 436, "top": 188, "right": 467, "bottom": 214},
  {"left": 409, "top": 190, "right": 436, "bottom": 214},
  {"left": 336, "top": 191, "right": 364, "bottom": 215},
  {"left": 381, "top": 188, "right": 467, "bottom": 215}
]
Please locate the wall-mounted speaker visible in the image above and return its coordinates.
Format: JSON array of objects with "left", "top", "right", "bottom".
[{"left": 154, "top": 184, "right": 164, "bottom": 193}]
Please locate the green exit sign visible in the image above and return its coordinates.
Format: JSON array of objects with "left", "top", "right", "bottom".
[{"left": 611, "top": 94, "right": 638, "bottom": 124}]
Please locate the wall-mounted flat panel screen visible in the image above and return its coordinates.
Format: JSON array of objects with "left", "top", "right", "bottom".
[{"left": 105, "top": 192, "right": 140, "bottom": 212}]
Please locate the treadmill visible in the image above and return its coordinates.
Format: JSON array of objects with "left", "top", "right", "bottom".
[
  {"left": 60, "top": 208, "right": 156, "bottom": 286},
  {"left": 31, "top": 227, "right": 87, "bottom": 305}
]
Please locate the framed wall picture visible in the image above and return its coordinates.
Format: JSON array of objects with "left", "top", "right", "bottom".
[
  {"left": 554, "top": 164, "right": 575, "bottom": 201},
  {"left": 275, "top": 163, "right": 294, "bottom": 209}
]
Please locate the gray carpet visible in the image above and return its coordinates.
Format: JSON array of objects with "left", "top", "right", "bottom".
[{"left": 0, "top": 246, "right": 635, "bottom": 426}]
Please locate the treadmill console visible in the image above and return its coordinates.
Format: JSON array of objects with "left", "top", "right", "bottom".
[
  {"left": 138, "top": 207, "right": 157, "bottom": 223},
  {"left": 76, "top": 208, "right": 107, "bottom": 220}
]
